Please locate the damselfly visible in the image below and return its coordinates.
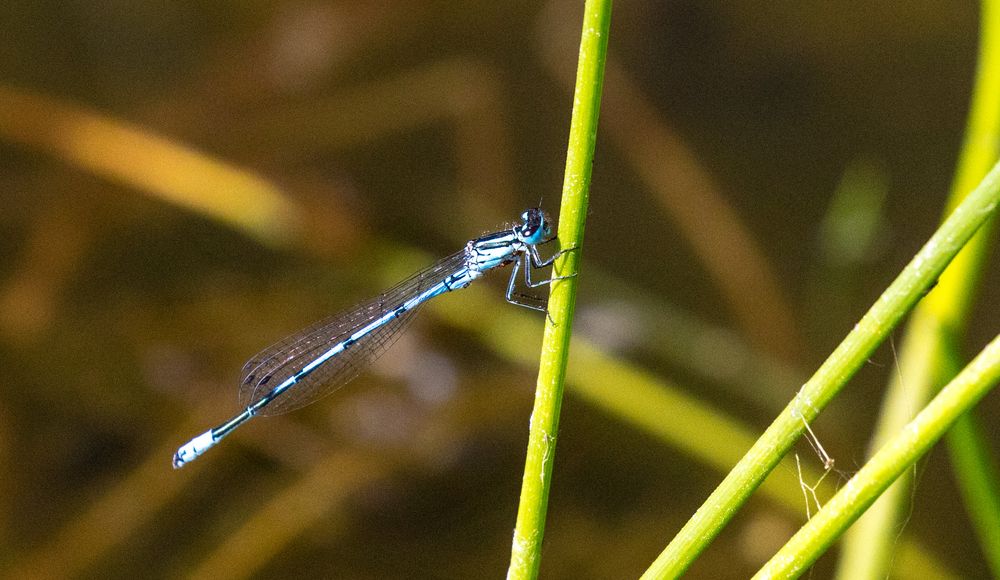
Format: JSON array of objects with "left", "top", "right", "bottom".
[{"left": 173, "top": 208, "right": 569, "bottom": 467}]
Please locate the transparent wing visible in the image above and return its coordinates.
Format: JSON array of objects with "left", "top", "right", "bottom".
[{"left": 238, "top": 249, "right": 469, "bottom": 415}]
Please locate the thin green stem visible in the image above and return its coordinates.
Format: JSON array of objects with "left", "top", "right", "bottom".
[
  {"left": 753, "top": 333, "right": 1000, "bottom": 578},
  {"left": 416, "top": 260, "right": 957, "bottom": 579},
  {"left": 641, "top": 159, "right": 1000, "bottom": 579},
  {"left": 377, "top": 244, "right": 957, "bottom": 578},
  {"left": 833, "top": 312, "right": 943, "bottom": 579},
  {"left": 835, "top": 2, "right": 1000, "bottom": 576},
  {"left": 506, "top": 1, "right": 611, "bottom": 578}
]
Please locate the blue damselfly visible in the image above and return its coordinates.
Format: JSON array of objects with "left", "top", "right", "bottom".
[{"left": 173, "top": 208, "right": 568, "bottom": 467}]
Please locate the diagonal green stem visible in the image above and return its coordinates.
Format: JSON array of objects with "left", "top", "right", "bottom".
[
  {"left": 416, "top": 254, "right": 957, "bottom": 579},
  {"left": 641, "top": 159, "right": 1000, "bottom": 579},
  {"left": 753, "top": 333, "right": 1000, "bottom": 578},
  {"left": 506, "top": 1, "right": 612, "bottom": 578},
  {"left": 835, "top": 2, "right": 1000, "bottom": 576}
]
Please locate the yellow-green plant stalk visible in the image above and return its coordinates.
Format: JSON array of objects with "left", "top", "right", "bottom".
[
  {"left": 835, "top": 2, "right": 1000, "bottom": 577},
  {"left": 754, "top": 333, "right": 1000, "bottom": 578},
  {"left": 507, "top": 0, "right": 612, "bottom": 578},
  {"left": 641, "top": 158, "right": 1000, "bottom": 579}
]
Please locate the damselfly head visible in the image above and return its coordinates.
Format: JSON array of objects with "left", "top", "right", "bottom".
[{"left": 517, "top": 207, "right": 554, "bottom": 245}]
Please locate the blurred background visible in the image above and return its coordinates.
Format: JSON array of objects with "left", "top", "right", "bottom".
[{"left": 1, "top": 1, "right": 998, "bottom": 578}]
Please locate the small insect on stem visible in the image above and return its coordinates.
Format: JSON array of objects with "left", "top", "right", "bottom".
[{"left": 173, "top": 208, "right": 571, "bottom": 468}]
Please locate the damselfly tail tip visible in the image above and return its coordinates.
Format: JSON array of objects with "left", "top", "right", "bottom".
[{"left": 172, "top": 430, "right": 216, "bottom": 469}]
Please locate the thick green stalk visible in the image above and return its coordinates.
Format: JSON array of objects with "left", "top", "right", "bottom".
[
  {"left": 641, "top": 160, "right": 1000, "bottom": 579},
  {"left": 506, "top": 1, "right": 611, "bottom": 578},
  {"left": 834, "top": 2, "right": 1000, "bottom": 576},
  {"left": 753, "top": 334, "right": 1000, "bottom": 578}
]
